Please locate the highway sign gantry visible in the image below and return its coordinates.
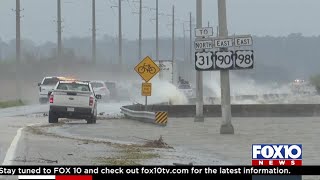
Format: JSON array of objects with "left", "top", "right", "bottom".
[{"left": 134, "top": 56, "right": 160, "bottom": 82}]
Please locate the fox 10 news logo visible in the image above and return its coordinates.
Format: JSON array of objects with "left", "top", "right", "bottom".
[{"left": 252, "top": 144, "right": 302, "bottom": 166}]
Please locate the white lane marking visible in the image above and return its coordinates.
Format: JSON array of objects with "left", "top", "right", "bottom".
[
  {"left": 2, "top": 127, "right": 24, "bottom": 165},
  {"left": 2, "top": 123, "right": 42, "bottom": 165}
]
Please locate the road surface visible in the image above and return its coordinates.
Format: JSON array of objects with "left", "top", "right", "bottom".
[
  {"left": 24, "top": 117, "right": 320, "bottom": 165},
  {"left": 0, "top": 101, "right": 127, "bottom": 165},
  {"left": 1, "top": 103, "right": 319, "bottom": 180}
]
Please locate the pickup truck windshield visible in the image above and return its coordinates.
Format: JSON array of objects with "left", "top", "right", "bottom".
[
  {"left": 57, "top": 83, "right": 90, "bottom": 92},
  {"left": 42, "top": 78, "right": 59, "bottom": 85}
]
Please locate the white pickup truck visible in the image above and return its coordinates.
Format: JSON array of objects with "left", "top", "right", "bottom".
[
  {"left": 48, "top": 80, "right": 101, "bottom": 124},
  {"left": 38, "top": 76, "right": 68, "bottom": 104}
]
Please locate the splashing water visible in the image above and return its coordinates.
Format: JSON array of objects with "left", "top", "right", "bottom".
[
  {"left": 147, "top": 80, "right": 189, "bottom": 105},
  {"left": 118, "top": 80, "right": 188, "bottom": 105},
  {"left": 204, "top": 73, "right": 292, "bottom": 97},
  {"left": 202, "top": 72, "right": 319, "bottom": 104}
]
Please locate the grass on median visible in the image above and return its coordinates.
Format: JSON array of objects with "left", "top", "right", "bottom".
[{"left": 0, "top": 99, "right": 25, "bottom": 108}]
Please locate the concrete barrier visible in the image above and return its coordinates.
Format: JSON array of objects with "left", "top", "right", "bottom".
[
  {"left": 122, "top": 104, "right": 320, "bottom": 117},
  {"left": 189, "top": 94, "right": 293, "bottom": 104}
]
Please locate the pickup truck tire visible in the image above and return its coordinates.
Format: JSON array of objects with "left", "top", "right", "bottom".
[
  {"left": 48, "top": 111, "right": 58, "bottom": 123},
  {"left": 87, "top": 108, "right": 97, "bottom": 124},
  {"left": 87, "top": 116, "right": 96, "bottom": 124}
]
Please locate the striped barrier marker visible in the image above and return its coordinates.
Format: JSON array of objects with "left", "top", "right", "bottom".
[{"left": 155, "top": 112, "right": 168, "bottom": 126}]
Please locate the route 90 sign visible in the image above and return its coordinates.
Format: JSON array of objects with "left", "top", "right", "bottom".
[
  {"left": 215, "top": 51, "right": 234, "bottom": 70},
  {"left": 195, "top": 50, "right": 254, "bottom": 71}
]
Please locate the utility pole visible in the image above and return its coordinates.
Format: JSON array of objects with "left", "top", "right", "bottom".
[
  {"left": 57, "top": 0, "right": 62, "bottom": 63},
  {"left": 110, "top": 1, "right": 122, "bottom": 65},
  {"left": 138, "top": 0, "right": 142, "bottom": 61},
  {"left": 218, "top": 0, "right": 234, "bottom": 134},
  {"left": 183, "top": 23, "right": 186, "bottom": 61},
  {"left": 92, "top": 0, "right": 96, "bottom": 64},
  {"left": 189, "top": 12, "right": 192, "bottom": 64},
  {"left": 16, "top": 0, "right": 21, "bottom": 65},
  {"left": 156, "top": 0, "right": 161, "bottom": 79},
  {"left": 118, "top": 0, "right": 122, "bottom": 65},
  {"left": 195, "top": 0, "right": 204, "bottom": 122},
  {"left": 15, "top": 0, "right": 22, "bottom": 100},
  {"left": 156, "top": 0, "right": 159, "bottom": 61},
  {"left": 172, "top": 5, "right": 175, "bottom": 84}
]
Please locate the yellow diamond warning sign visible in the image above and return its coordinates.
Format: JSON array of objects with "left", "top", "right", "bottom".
[{"left": 134, "top": 56, "right": 160, "bottom": 82}]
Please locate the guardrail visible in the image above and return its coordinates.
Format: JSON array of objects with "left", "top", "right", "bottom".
[
  {"left": 122, "top": 104, "right": 320, "bottom": 117},
  {"left": 120, "top": 106, "right": 168, "bottom": 126}
]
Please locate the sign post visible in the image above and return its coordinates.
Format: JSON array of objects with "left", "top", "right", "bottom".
[
  {"left": 193, "top": 2, "right": 254, "bottom": 134},
  {"left": 134, "top": 56, "right": 160, "bottom": 111},
  {"left": 194, "top": 24, "right": 214, "bottom": 122}
]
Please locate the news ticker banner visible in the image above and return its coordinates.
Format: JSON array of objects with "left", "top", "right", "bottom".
[{"left": 0, "top": 166, "right": 319, "bottom": 176}]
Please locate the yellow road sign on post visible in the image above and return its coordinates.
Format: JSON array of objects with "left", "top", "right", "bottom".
[
  {"left": 134, "top": 56, "right": 160, "bottom": 82},
  {"left": 142, "top": 83, "right": 152, "bottom": 96}
]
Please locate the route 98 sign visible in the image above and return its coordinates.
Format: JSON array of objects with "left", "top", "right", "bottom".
[
  {"left": 234, "top": 50, "right": 254, "bottom": 69},
  {"left": 195, "top": 50, "right": 254, "bottom": 71}
]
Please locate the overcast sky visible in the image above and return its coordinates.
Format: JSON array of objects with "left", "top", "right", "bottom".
[{"left": 1, "top": 0, "right": 320, "bottom": 44}]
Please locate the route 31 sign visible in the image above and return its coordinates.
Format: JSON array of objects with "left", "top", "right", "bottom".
[
  {"left": 195, "top": 51, "right": 214, "bottom": 71},
  {"left": 234, "top": 50, "right": 254, "bottom": 69}
]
